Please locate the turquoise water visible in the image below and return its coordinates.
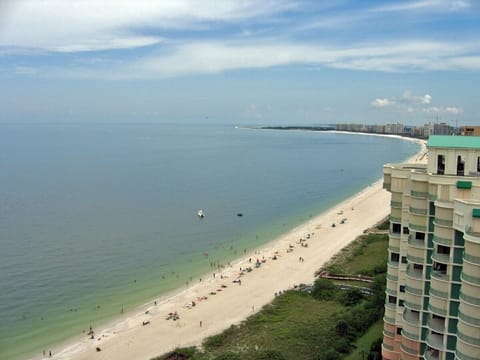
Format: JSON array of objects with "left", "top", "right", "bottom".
[{"left": 0, "top": 123, "right": 419, "bottom": 359}]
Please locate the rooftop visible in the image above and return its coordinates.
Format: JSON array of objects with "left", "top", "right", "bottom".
[{"left": 427, "top": 135, "right": 480, "bottom": 149}]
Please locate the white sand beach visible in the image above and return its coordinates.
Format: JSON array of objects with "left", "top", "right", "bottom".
[{"left": 44, "top": 139, "right": 426, "bottom": 360}]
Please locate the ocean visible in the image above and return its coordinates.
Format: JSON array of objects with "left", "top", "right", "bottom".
[{"left": 0, "top": 123, "right": 419, "bottom": 359}]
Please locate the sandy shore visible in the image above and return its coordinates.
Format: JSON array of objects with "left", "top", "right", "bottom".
[{"left": 44, "top": 138, "right": 426, "bottom": 360}]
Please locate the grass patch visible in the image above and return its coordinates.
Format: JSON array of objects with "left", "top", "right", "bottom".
[{"left": 344, "top": 319, "right": 383, "bottom": 360}]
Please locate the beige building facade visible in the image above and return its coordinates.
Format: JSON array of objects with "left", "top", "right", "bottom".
[{"left": 382, "top": 136, "right": 480, "bottom": 360}]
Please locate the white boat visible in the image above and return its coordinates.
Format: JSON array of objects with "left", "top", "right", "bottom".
[{"left": 197, "top": 210, "right": 205, "bottom": 218}]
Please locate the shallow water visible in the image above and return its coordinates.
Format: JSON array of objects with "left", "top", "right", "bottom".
[{"left": 0, "top": 123, "right": 419, "bottom": 359}]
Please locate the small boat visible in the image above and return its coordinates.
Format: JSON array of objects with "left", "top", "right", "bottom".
[
  {"left": 237, "top": 213, "right": 243, "bottom": 217},
  {"left": 198, "top": 210, "right": 205, "bottom": 218}
]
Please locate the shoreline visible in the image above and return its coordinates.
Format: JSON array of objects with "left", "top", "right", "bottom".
[{"left": 38, "top": 139, "right": 426, "bottom": 360}]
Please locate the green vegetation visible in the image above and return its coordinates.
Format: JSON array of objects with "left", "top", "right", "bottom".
[{"left": 154, "top": 220, "right": 389, "bottom": 360}]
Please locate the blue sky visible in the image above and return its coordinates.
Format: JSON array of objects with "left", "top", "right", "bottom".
[{"left": 0, "top": 0, "right": 479, "bottom": 125}]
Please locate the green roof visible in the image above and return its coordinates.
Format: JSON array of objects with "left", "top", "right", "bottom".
[{"left": 427, "top": 135, "right": 480, "bottom": 149}]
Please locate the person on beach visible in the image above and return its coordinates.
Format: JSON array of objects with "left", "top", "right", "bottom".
[{"left": 200, "top": 320, "right": 202, "bottom": 327}]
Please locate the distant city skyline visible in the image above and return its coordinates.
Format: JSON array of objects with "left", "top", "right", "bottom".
[{"left": 0, "top": 0, "right": 479, "bottom": 125}]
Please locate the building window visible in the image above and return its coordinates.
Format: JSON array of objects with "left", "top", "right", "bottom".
[
  {"left": 396, "top": 327, "right": 403, "bottom": 335},
  {"left": 413, "top": 263, "right": 423, "bottom": 271},
  {"left": 437, "top": 155, "right": 445, "bottom": 175},
  {"left": 416, "top": 232, "right": 425, "bottom": 240},
  {"left": 399, "top": 300, "right": 405, "bottom": 307},
  {"left": 477, "top": 157, "right": 480, "bottom": 173},
  {"left": 388, "top": 295, "right": 397, "bottom": 304},
  {"left": 392, "top": 223, "right": 401, "bottom": 234},
  {"left": 433, "top": 262, "right": 447, "bottom": 274},
  {"left": 457, "top": 155, "right": 465, "bottom": 176},
  {"left": 399, "top": 285, "right": 405, "bottom": 293},
  {"left": 391, "top": 253, "right": 400, "bottom": 262},
  {"left": 437, "top": 245, "right": 450, "bottom": 255},
  {"left": 401, "top": 256, "right": 408, "bottom": 264},
  {"left": 403, "top": 227, "right": 410, "bottom": 235}
]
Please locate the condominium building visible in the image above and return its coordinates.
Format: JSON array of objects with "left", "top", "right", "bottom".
[{"left": 382, "top": 136, "right": 480, "bottom": 360}]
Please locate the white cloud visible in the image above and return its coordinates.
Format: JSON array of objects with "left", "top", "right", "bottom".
[
  {"left": 372, "top": 91, "right": 463, "bottom": 116},
  {"left": 371, "top": 98, "right": 396, "bottom": 108},
  {"left": 0, "top": 0, "right": 297, "bottom": 52},
  {"left": 370, "top": 0, "right": 471, "bottom": 13}
]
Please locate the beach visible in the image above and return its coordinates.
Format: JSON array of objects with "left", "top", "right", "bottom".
[
  {"left": 41, "top": 138, "right": 426, "bottom": 360},
  {"left": 37, "top": 137, "right": 426, "bottom": 360}
]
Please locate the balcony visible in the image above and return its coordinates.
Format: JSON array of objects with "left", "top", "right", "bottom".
[
  {"left": 408, "top": 236, "right": 426, "bottom": 248},
  {"left": 429, "top": 287, "right": 449, "bottom": 300},
  {"left": 411, "top": 190, "right": 429, "bottom": 199},
  {"left": 460, "top": 290, "right": 480, "bottom": 306},
  {"left": 410, "top": 206, "right": 428, "bottom": 215},
  {"left": 405, "top": 285, "right": 423, "bottom": 296},
  {"left": 408, "top": 253, "right": 425, "bottom": 264},
  {"left": 461, "top": 272, "right": 480, "bottom": 285},
  {"left": 458, "top": 329, "right": 480, "bottom": 347},
  {"left": 429, "top": 303, "right": 448, "bottom": 317},
  {"left": 456, "top": 349, "right": 480, "bottom": 360},
  {"left": 410, "top": 223, "right": 427, "bottom": 232},
  {"left": 391, "top": 200, "right": 403, "bottom": 208},
  {"left": 426, "top": 332, "right": 445, "bottom": 351},
  {"left": 433, "top": 235, "right": 452, "bottom": 246},
  {"left": 401, "top": 343, "right": 420, "bottom": 356},
  {"left": 434, "top": 217, "right": 454, "bottom": 228},
  {"left": 431, "top": 270, "right": 449, "bottom": 281},
  {"left": 463, "top": 253, "right": 480, "bottom": 265},
  {"left": 406, "top": 265, "right": 423, "bottom": 279},
  {"left": 432, "top": 252, "right": 451, "bottom": 264},
  {"left": 428, "top": 317, "right": 446, "bottom": 333},
  {"left": 403, "top": 309, "right": 420, "bottom": 325},
  {"left": 458, "top": 309, "right": 480, "bottom": 327},
  {"left": 464, "top": 227, "right": 480, "bottom": 243}
]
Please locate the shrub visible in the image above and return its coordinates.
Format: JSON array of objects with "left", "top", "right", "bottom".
[
  {"left": 311, "top": 279, "right": 337, "bottom": 300},
  {"left": 253, "top": 349, "right": 286, "bottom": 360},
  {"left": 214, "top": 352, "right": 241, "bottom": 360},
  {"left": 339, "top": 288, "right": 364, "bottom": 306}
]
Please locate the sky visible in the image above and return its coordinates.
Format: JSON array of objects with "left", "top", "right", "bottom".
[{"left": 0, "top": 0, "right": 479, "bottom": 125}]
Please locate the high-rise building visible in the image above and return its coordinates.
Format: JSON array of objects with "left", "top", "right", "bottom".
[{"left": 382, "top": 135, "right": 480, "bottom": 360}]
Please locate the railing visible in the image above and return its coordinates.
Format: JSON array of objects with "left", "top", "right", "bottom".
[
  {"left": 433, "top": 235, "right": 452, "bottom": 246},
  {"left": 458, "top": 329, "right": 480, "bottom": 346},
  {"left": 434, "top": 217, "right": 453, "bottom": 227},
  {"left": 384, "top": 314, "right": 396, "bottom": 324},
  {"left": 402, "top": 329, "right": 420, "bottom": 342},
  {"left": 456, "top": 349, "right": 480, "bottom": 360},
  {"left": 429, "top": 303, "right": 447, "bottom": 317},
  {"left": 410, "top": 223, "right": 427, "bottom": 232},
  {"left": 401, "top": 343, "right": 420, "bottom": 355},
  {"left": 387, "top": 273, "right": 398, "bottom": 282},
  {"left": 405, "top": 285, "right": 423, "bottom": 295},
  {"left": 460, "top": 290, "right": 480, "bottom": 306},
  {"left": 458, "top": 309, "right": 480, "bottom": 326},
  {"left": 405, "top": 299, "right": 422, "bottom": 311},
  {"left": 391, "top": 200, "right": 402, "bottom": 208},
  {"left": 390, "top": 215, "right": 402, "bottom": 223},
  {"left": 429, "top": 287, "right": 449, "bottom": 299},
  {"left": 408, "top": 253, "right": 425, "bottom": 263},
  {"left": 463, "top": 253, "right": 480, "bottom": 265},
  {"left": 411, "top": 190, "right": 429, "bottom": 199},
  {"left": 432, "top": 252, "right": 451, "bottom": 264},
  {"left": 408, "top": 236, "right": 426, "bottom": 248},
  {"left": 382, "top": 342, "right": 395, "bottom": 351},
  {"left": 410, "top": 206, "right": 428, "bottom": 215},
  {"left": 431, "top": 270, "right": 449, "bottom": 281},
  {"left": 406, "top": 265, "right": 423, "bottom": 279},
  {"left": 461, "top": 272, "right": 480, "bottom": 285},
  {"left": 389, "top": 244, "right": 400, "bottom": 252},
  {"left": 383, "top": 328, "right": 395, "bottom": 337}
]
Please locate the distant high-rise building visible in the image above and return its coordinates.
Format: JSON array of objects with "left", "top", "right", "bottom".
[{"left": 382, "top": 136, "right": 480, "bottom": 360}]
